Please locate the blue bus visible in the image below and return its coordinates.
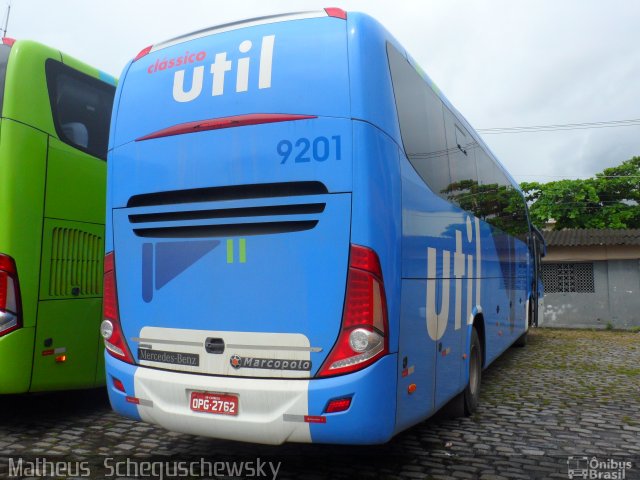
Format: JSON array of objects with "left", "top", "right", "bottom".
[{"left": 103, "top": 9, "right": 542, "bottom": 445}]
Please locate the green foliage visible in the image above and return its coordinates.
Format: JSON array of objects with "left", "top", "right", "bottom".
[
  {"left": 521, "top": 156, "right": 640, "bottom": 230},
  {"left": 443, "top": 180, "right": 529, "bottom": 236}
]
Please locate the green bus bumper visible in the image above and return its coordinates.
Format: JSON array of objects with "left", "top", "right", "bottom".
[{"left": 0, "top": 327, "right": 35, "bottom": 393}]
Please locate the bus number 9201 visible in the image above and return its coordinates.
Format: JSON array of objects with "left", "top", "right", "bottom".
[{"left": 278, "top": 136, "right": 341, "bottom": 164}]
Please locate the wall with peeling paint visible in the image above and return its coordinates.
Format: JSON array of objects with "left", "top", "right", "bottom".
[{"left": 540, "top": 258, "right": 640, "bottom": 329}]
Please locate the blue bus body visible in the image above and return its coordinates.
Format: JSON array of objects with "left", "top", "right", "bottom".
[{"left": 104, "top": 10, "right": 539, "bottom": 445}]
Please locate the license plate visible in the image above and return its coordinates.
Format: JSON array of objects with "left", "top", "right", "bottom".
[{"left": 190, "top": 391, "right": 238, "bottom": 416}]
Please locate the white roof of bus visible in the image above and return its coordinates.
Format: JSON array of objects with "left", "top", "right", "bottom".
[{"left": 150, "top": 11, "right": 330, "bottom": 54}]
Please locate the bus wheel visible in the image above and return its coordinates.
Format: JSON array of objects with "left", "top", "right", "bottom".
[
  {"left": 463, "top": 328, "right": 482, "bottom": 415},
  {"left": 441, "top": 327, "right": 482, "bottom": 418}
]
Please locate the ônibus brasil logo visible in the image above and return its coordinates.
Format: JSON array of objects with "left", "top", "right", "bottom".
[{"left": 147, "top": 35, "right": 276, "bottom": 103}]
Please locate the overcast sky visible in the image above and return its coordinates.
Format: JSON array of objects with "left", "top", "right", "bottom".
[{"left": 5, "top": 0, "right": 640, "bottom": 183}]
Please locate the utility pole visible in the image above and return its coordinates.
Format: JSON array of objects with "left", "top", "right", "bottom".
[{"left": 2, "top": 1, "right": 10, "bottom": 38}]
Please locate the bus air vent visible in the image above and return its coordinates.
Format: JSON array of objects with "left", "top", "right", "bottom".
[
  {"left": 128, "top": 203, "right": 325, "bottom": 224},
  {"left": 132, "top": 221, "right": 318, "bottom": 238},
  {"left": 48, "top": 228, "right": 103, "bottom": 297},
  {"left": 127, "top": 182, "right": 329, "bottom": 208}
]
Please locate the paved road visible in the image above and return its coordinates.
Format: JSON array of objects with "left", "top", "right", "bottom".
[{"left": 1, "top": 329, "right": 639, "bottom": 479}]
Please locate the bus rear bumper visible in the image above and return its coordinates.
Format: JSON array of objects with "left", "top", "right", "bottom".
[
  {"left": 0, "top": 328, "right": 35, "bottom": 394},
  {"left": 106, "top": 352, "right": 398, "bottom": 445}
]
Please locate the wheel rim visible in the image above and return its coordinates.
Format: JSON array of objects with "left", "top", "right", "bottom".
[{"left": 469, "top": 343, "right": 480, "bottom": 395}]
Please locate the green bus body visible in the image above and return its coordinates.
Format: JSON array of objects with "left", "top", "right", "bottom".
[{"left": 0, "top": 39, "right": 115, "bottom": 393}]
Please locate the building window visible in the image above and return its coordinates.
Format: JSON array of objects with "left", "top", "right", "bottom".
[{"left": 542, "top": 263, "right": 595, "bottom": 293}]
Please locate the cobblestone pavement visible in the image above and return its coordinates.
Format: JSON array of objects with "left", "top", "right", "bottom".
[{"left": 1, "top": 329, "right": 639, "bottom": 479}]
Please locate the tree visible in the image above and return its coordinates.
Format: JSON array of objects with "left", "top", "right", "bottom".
[{"left": 521, "top": 156, "right": 640, "bottom": 230}]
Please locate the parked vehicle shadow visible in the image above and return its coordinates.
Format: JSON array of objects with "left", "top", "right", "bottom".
[{"left": 0, "top": 388, "right": 110, "bottom": 424}]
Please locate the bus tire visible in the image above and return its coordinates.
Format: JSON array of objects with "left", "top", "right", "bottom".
[
  {"left": 513, "top": 332, "right": 527, "bottom": 348},
  {"left": 463, "top": 327, "right": 482, "bottom": 416}
]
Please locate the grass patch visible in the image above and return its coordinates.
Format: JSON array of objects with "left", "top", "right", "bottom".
[{"left": 612, "top": 367, "right": 640, "bottom": 376}]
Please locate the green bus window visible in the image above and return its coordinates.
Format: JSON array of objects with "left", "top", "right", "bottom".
[{"left": 45, "top": 59, "right": 115, "bottom": 160}]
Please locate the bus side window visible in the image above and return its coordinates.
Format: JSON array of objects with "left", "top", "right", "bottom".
[
  {"left": 475, "top": 149, "right": 528, "bottom": 237},
  {"left": 387, "top": 44, "right": 450, "bottom": 198},
  {"left": 443, "top": 109, "right": 478, "bottom": 210},
  {"left": 45, "top": 59, "right": 115, "bottom": 160}
]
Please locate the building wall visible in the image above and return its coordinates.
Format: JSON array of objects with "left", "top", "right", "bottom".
[
  {"left": 540, "top": 253, "right": 640, "bottom": 329},
  {"left": 544, "top": 245, "right": 640, "bottom": 262}
]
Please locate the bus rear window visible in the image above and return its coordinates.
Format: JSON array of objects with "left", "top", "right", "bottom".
[
  {"left": 45, "top": 59, "right": 115, "bottom": 160},
  {"left": 0, "top": 44, "right": 11, "bottom": 116}
]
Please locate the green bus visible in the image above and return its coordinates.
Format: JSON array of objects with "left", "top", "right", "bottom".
[{"left": 0, "top": 38, "right": 115, "bottom": 393}]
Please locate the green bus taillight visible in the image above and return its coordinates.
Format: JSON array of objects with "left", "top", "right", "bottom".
[{"left": 0, "top": 254, "right": 21, "bottom": 337}]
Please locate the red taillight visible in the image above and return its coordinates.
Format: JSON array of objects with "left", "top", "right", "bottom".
[
  {"left": 133, "top": 45, "right": 153, "bottom": 62},
  {"left": 325, "top": 8, "right": 347, "bottom": 20},
  {"left": 325, "top": 397, "right": 352, "bottom": 413},
  {"left": 112, "top": 377, "right": 126, "bottom": 393},
  {"left": 348, "top": 246, "right": 383, "bottom": 279},
  {"left": 136, "top": 113, "right": 317, "bottom": 142},
  {"left": 317, "top": 245, "right": 389, "bottom": 377},
  {"left": 0, "top": 254, "right": 21, "bottom": 337},
  {"left": 102, "top": 252, "right": 135, "bottom": 364},
  {"left": 2, "top": 37, "right": 15, "bottom": 47}
]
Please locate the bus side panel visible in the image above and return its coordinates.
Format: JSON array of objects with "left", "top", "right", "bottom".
[
  {"left": 304, "top": 121, "right": 401, "bottom": 443},
  {"left": 0, "top": 329, "right": 34, "bottom": 393},
  {"left": 398, "top": 154, "right": 470, "bottom": 413},
  {"left": 350, "top": 121, "right": 403, "bottom": 354},
  {"left": 36, "top": 132, "right": 107, "bottom": 389},
  {"left": 31, "top": 217, "right": 104, "bottom": 391},
  {"left": 346, "top": 13, "right": 402, "bottom": 148},
  {"left": 0, "top": 120, "right": 48, "bottom": 392},
  {"left": 480, "top": 227, "right": 529, "bottom": 365},
  {"left": 44, "top": 138, "right": 106, "bottom": 224},
  {"left": 308, "top": 354, "right": 398, "bottom": 444},
  {"left": 30, "top": 298, "right": 102, "bottom": 391},
  {"left": 104, "top": 352, "right": 142, "bottom": 421},
  {"left": 0, "top": 120, "right": 48, "bottom": 330},
  {"left": 2, "top": 41, "right": 60, "bottom": 137},
  {"left": 395, "top": 279, "right": 436, "bottom": 432}
]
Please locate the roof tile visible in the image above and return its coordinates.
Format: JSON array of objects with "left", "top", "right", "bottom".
[{"left": 543, "top": 229, "right": 640, "bottom": 247}]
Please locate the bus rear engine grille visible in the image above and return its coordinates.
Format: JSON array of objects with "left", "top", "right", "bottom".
[
  {"left": 133, "top": 221, "right": 319, "bottom": 238},
  {"left": 48, "top": 227, "right": 103, "bottom": 297},
  {"left": 127, "top": 181, "right": 329, "bottom": 208},
  {"left": 128, "top": 197, "right": 326, "bottom": 239},
  {"left": 128, "top": 203, "right": 325, "bottom": 224}
]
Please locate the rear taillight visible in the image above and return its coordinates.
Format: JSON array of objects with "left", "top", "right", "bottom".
[
  {"left": 325, "top": 397, "right": 352, "bottom": 413},
  {"left": 2, "top": 37, "right": 15, "bottom": 47},
  {"left": 325, "top": 8, "right": 347, "bottom": 20},
  {"left": 133, "top": 45, "right": 153, "bottom": 62},
  {"left": 101, "top": 252, "right": 134, "bottom": 364},
  {"left": 112, "top": 377, "right": 126, "bottom": 393},
  {"left": 0, "top": 254, "right": 21, "bottom": 337},
  {"left": 317, "top": 245, "right": 389, "bottom": 377}
]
